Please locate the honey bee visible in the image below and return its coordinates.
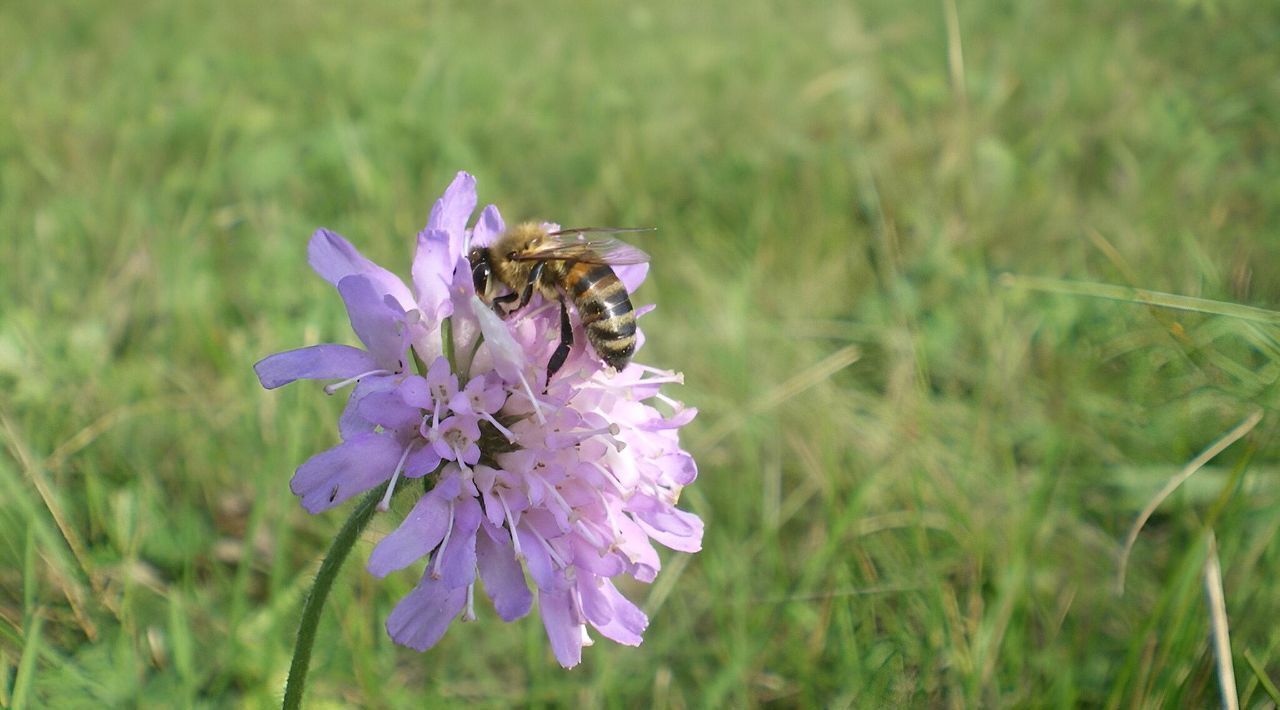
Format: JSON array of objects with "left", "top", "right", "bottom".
[{"left": 468, "top": 222, "right": 652, "bottom": 384}]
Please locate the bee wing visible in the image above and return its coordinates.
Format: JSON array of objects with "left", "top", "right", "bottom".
[{"left": 513, "top": 232, "right": 652, "bottom": 265}]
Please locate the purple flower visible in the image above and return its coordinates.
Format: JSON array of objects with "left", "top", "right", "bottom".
[{"left": 255, "top": 171, "right": 702, "bottom": 667}]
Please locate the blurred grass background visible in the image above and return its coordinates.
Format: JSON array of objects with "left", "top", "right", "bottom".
[{"left": 3, "top": 0, "right": 1280, "bottom": 706}]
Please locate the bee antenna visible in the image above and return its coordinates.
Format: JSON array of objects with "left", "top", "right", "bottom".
[{"left": 548, "top": 226, "right": 657, "bottom": 236}]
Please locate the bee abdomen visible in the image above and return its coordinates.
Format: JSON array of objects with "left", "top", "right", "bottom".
[{"left": 567, "top": 264, "right": 637, "bottom": 371}]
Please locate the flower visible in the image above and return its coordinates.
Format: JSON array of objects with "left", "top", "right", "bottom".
[{"left": 255, "top": 171, "right": 702, "bottom": 667}]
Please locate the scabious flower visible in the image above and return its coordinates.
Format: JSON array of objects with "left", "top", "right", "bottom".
[{"left": 255, "top": 172, "right": 702, "bottom": 667}]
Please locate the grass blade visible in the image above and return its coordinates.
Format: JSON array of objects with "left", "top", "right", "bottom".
[
  {"left": 1203, "top": 534, "right": 1238, "bottom": 710},
  {"left": 999, "top": 274, "right": 1280, "bottom": 325},
  {"left": 1243, "top": 650, "right": 1280, "bottom": 705},
  {"left": 1116, "top": 410, "right": 1263, "bottom": 594},
  {"left": 12, "top": 614, "right": 43, "bottom": 710}
]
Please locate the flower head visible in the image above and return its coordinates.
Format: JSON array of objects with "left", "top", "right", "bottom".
[{"left": 255, "top": 171, "right": 701, "bottom": 667}]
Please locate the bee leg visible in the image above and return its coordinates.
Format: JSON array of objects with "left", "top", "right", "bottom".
[
  {"left": 491, "top": 291, "right": 518, "bottom": 316},
  {"left": 494, "top": 262, "right": 545, "bottom": 317},
  {"left": 515, "top": 262, "right": 545, "bottom": 311},
  {"left": 545, "top": 297, "right": 573, "bottom": 389}
]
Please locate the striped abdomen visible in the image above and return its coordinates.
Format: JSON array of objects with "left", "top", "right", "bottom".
[{"left": 561, "top": 262, "right": 636, "bottom": 371}]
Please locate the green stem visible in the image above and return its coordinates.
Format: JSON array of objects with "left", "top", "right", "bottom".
[
  {"left": 282, "top": 484, "right": 388, "bottom": 710},
  {"left": 461, "top": 333, "right": 484, "bottom": 382},
  {"left": 442, "top": 317, "right": 456, "bottom": 373}
]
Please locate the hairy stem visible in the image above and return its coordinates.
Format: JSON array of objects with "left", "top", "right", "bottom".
[{"left": 282, "top": 483, "right": 389, "bottom": 710}]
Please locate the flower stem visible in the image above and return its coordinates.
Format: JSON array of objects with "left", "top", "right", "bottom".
[
  {"left": 282, "top": 483, "right": 389, "bottom": 710},
  {"left": 442, "top": 317, "right": 457, "bottom": 373},
  {"left": 462, "top": 333, "right": 485, "bottom": 381}
]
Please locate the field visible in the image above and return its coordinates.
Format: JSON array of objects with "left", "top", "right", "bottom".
[{"left": 4, "top": 0, "right": 1280, "bottom": 706}]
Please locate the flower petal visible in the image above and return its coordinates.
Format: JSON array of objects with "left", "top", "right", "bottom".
[
  {"left": 253, "top": 344, "right": 376, "bottom": 389},
  {"left": 657, "top": 452, "right": 698, "bottom": 486},
  {"left": 386, "top": 573, "right": 467, "bottom": 652},
  {"left": 338, "top": 375, "right": 399, "bottom": 440},
  {"left": 614, "top": 514, "right": 661, "bottom": 582},
  {"left": 613, "top": 263, "right": 649, "bottom": 293},
  {"left": 580, "top": 578, "right": 647, "bottom": 646},
  {"left": 515, "top": 522, "right": 559, "bottom": 591},
  {"left": 539, "top": 588, "right": 583, "bottom": 669},
  {"left": 307, "top": 228, "right": 416, "bottom": 311},
  {"left": 403, "top": 445, "right": 442, "bottom": 478},
  {"left": 426, "top": 171, "right": 477, "bottom": 240},
  {"left": 570, "top": 534, "right": 626, "bottom": 577},
  {"left": 356, "top": 388, "right": 422, "bottom": 432},
  {"left": 467, "top": 295, "right": 531, "bottom": 382},
  {"left": 412, "top": 229, "right": 454, "bottom": 326},
  {"left": 477, "top": 520, "right": 533, "bottom": 621},
  {"left": 434, "top": 496, "right": 481, "bottom": 588},
  {"left": 628, "top": 495, "right": 704, "bottom": 553},
  {"left": 469, "top": 204, "right": 505, "bottom": 250},
  {"left": 367, "top": 476, "right": 460, "bottom": 576},
  {"left": 338, "top": 275, "right": 408, "bottom": 372},
  {"left": 291, "top": 433, "right": 403, "bottom": 513},
  {"left": 388, "top": 375, "right": 427, "bottom": 408}
]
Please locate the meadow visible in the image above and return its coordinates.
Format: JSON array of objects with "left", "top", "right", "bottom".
[{"left": 3, "top": 0, "right": 1280, "bottom": 706}]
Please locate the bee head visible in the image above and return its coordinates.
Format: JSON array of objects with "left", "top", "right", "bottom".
[{"left": 468, "top": 247, "right": 493, "bottom": 299}]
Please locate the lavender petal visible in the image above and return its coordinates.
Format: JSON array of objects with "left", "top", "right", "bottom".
[
  {"left": 337, "top": 275, "right": 408, "bottom": 372},
  {"left": 355, "top": 388, "right": 422, "bottom": 432},
  {"left": 435, "top": 496, "right": 481, "bottom": 588},
  {"left": 338, "top": 375, "right": 399, "bottom": 440},
  {"left": 412, "top": 229, "right": 455, "bottom": 327},
  {"left": 385, "top": 573, "right": 467, "bottom": 651},
  {"left": 307, "top": 228, "right": 416, "bottom": 311},
  {"left": 290, "top": 433, "right": 403, "bottom": 513},
  {"left": 476, "top": 520, "right": 533, "bottom": 621},
  {"left": 515, "top": 522, "right": 560, "bottom": 591},
  {"left": 253, "top": 344, "right": 376, "bottom": 389},
  {"left": 403, "top": 445, "right": 442, "bottom": 478},
  {"left": 367, "top": 476, "right": 460, "bottom": 576},
  {"left": 581, "top": 578, "right": 647, "bottom": 646},
  {"left": 628, "top": 494, "right": 704, "bottom": 553},
  {"left": 470, "top": 204, "right": 505, "bottom": 249},
  {"left": 538, "top": 588, "right": 583, "bottom": 669},
  {"left": 426, "top": 171, "right": 477, "bottom": 247}
]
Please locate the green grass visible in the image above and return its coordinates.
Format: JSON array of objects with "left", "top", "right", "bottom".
[{"left": 3, "top": 0, "right": 1280, "bottom": 706}]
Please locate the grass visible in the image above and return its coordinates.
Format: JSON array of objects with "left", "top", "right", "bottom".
[{"left": 3, "top": 0, "right": 1280, "bottom": 706}]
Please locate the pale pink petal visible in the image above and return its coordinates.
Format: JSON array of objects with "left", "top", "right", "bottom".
[
  {"left": 613, "top": 262, "right": 649, "bottom": 293},
  {"left": 467, "top": 295, "right": 531, "bottom": 383}
]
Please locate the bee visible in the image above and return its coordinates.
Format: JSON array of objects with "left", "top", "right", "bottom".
[{"left": 468, "top": 222, "right": 652, "bottom": 384}]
